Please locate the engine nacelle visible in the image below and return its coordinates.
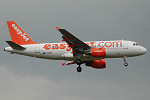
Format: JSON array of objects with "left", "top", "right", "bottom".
[
  {"left": 85, "top": 48, "right": 106, "bottom": 57},
  {"left": 85, "top": 59, "right": 106, "bottom": 69},
  {"left": 91, "top": 48, "right": 106, "bottom": 57}
]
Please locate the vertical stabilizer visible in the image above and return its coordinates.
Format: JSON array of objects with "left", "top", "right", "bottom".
[{"left": 7, "top": 21, "right": 37, "bottom": 45}]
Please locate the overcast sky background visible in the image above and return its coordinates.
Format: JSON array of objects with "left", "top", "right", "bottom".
[{"left": 0, "top": 0, "right": 150, "bottom": 100}]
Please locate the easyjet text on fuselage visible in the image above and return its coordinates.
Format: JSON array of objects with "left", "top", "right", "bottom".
[{"left": 44, "top": 41, "right": 122, "bottom": 51}]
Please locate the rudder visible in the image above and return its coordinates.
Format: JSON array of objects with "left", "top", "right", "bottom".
[{"left": 7, "top": 21, "right": 37, "bottom": 45}]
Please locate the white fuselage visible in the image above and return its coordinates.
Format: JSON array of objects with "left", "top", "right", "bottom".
[{"left": 4, "top": 40, "right": 147, "bottom": 61}]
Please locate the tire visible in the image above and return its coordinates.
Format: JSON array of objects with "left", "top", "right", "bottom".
[
  {"left": 124, "top": 63, "right": 128, "bottom": 66},
  {"left": 77, "top": 66, "right": 82, "bottom": 72}
]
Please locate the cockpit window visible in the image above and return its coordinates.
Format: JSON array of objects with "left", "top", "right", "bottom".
[{"left": 133, "top": 43, "right": 139, "bottom": 46}]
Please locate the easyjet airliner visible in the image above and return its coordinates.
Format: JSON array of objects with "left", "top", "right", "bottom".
[{"left": 4, "top": 21, "right": 147, "bottom": 72}]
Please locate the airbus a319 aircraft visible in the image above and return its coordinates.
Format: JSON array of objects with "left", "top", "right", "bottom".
[{"left": 4, "top": 21, "right": 147, "bottom": 72}]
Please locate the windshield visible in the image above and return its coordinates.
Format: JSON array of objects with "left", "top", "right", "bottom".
[{"left": 133, "top": 43, "right": 139, "bottom": 46}]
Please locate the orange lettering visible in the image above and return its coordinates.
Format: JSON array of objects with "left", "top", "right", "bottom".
[
  {"left": 118, "top": 41, "right": 122, "bottom": 47},
  {"left": 114, "top": 41, "right": 122, "bottom": 47},
  {"left": 86, "top": 42, "right": 90, "bottom": 46},
  {"left": 112, "top": 42, "right": 115, "bottom": 47},
  {"left": 66, "top": 45, "right": 72, "bottom": 51},
  {"left": 90, "top": 42, "right": 96, "bottom": 47},
  {"left": 98, "top": 42, "right": 104, "bottom": 47},
  {"left": 44, "top": 44, "right": 51, "bottom": 50},
  {"left": 52, "top": 44, "right": 59, "bottom": 49},
  {"left": 105, "top": 42, "right": 112, "bottom": 47},
  {"left": 60, "top": 43, "right": 66, "bottom": 49}
]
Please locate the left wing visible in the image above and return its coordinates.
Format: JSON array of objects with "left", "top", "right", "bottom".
[{"left": 56, "top": 27, "right": 91, "bottom": 55}]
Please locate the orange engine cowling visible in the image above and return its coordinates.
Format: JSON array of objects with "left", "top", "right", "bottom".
[
  {"left": 85, "top": 59, "right": 106, "bottom": 69},
  {"left": 91, "top": 48, "right": 106, "bottom": 57}
]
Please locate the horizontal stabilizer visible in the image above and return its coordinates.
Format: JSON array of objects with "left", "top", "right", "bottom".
[{"left": 6, "top": 41, "right": 26, "bottom": 50}]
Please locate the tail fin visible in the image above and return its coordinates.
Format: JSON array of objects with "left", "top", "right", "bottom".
[{"left": 7, "top": 21, "right": 37, "bottom": 45}]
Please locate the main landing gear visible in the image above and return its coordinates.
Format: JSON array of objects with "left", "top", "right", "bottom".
[
  {"left": 76, "top": 59, "right": 82, "bottom": 72},
  {"left": 77, "top": 65, "right": 82, "bottom": 72},
  {"left": 123, "top": 56, "right": 128, "bottom": 66}
]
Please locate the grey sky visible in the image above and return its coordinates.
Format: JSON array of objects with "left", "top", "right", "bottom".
[{"left": 0, "top": 0, "right": 150, "bottom": 100}]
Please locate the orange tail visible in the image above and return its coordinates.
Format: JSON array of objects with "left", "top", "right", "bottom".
[{"left": 7, "top": 21, "right": 37, "bottom": 45}]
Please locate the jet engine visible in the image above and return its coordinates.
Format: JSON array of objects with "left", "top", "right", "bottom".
[
  {"left": 85, "top": 59, "right": 106, "bottom": 69},
  {"left": 85, "top": 48, "right": 106, "bottom": 57}
]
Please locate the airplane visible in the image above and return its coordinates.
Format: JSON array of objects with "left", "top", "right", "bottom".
[{"left": 4, "top": 21, "right": 147, "bottom": 72}]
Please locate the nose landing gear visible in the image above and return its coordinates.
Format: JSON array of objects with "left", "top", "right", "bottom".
[{"left": 123, "top": 56, "right": 128, "bottom": 66}]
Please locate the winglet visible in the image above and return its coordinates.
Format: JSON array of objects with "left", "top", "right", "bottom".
[{"left": 56, "top": 27, "right": 60, "bottom": 31}]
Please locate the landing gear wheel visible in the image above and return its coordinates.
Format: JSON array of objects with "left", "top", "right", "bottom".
[
  {"left": 123, "top": 56, "right": 128, "bottom": 67},
  {"left": 124, "top": 63, "right": 128, "bottom": 66},
  {"left": 77, "top": 66, "right": 82, "bottom": 72},
  {"left": 76, "top": 59, "right": 81, "bottom": 65}
]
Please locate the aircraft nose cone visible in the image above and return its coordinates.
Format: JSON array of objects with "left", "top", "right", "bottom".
[
  {"left": 140, "top": 47, "right": 147, "bottom": 54},
  {"left": 143, "top": 47, "right": 147, "bottom": 54}
]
